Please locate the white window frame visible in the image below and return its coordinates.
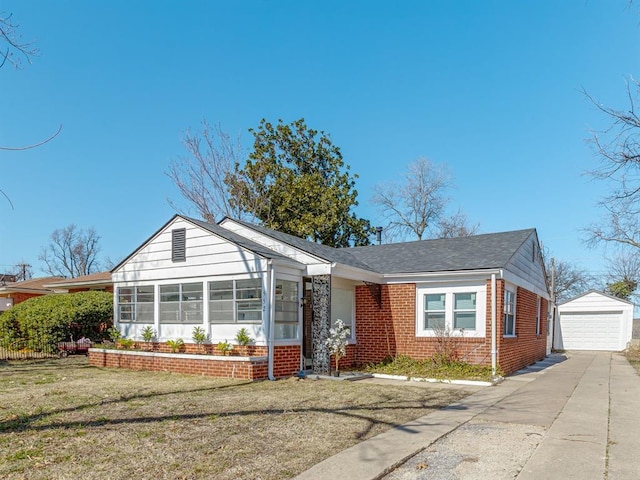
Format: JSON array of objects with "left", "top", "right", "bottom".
[
  {"left": 416, "top": 283, "right": 486, "bottom": 338},
  {"left": 503, "top": 287, "right": 517, "bottom": 337},
  {"left": 117, "top": 285, "right": 154, "bottom": 324},
  {"left": 536, "top": 296, "right": 541, "bottom": 336},
  {"left": 209, "top": 278, "right": 263, "bottom": 324},
  {"left": 159, "top": 282, "right": 203, "bottom": 324},
  {"left": 331, "top": 286, "right": 355, "bottom": 341}
]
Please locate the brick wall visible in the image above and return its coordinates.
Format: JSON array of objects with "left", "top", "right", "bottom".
[
  {"left": 355, "top": 280, "right": 548, "bottom": 375},
  {"left": 129, "top": 341, "right": 267, "bottom": 357},
  {"left": 89, "top": 349, "right": 269, "bottom": 380},
  {"left": 8, "top": 292, "right": 44, "bottom": 305},
  {"left": 497, "top": 284, "right": 547, "bottom": 374},
  {"left": 272, "top": 345, "right": 301, "bottom": 378}
]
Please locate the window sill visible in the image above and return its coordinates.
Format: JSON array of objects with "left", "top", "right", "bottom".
[{"left": 503, "top": 335, "right": 517, "bottom": 339}]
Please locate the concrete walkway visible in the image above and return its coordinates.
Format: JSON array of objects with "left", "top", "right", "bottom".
[{"left": 294, "top": 352, "right": 640, "bottom": 480}]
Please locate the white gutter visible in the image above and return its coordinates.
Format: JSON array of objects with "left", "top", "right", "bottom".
[
  {"left": 267, "top": 261, "right": 276, "bottom": 381},
  {"left": 491, "top": 273, "right": 497, "bottom": 377}
]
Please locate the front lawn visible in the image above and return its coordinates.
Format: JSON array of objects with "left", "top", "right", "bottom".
[
  {"left": 365, "top": 355, "right": 497, "bottom": 381},
  {"left": 626, "top": 345, "right": 640, "bottom": 375},
  {"left": 0, "top": 357, "right": 471, "bottom": 479}
]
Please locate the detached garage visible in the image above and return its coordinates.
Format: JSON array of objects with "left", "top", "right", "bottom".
[{"left": 555, "top": 290, "right": 634, "bottom": 351}]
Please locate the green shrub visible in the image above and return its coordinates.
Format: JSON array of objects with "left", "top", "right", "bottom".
[
  {"left": 217, "top": 340, "right": 232, "bottom": 355},
  {"left": 166, "top": 338, "right": 184, "bottom": 353},
  {"left": 235, "top": 327, "right": 252, "bottom": 346},
  {"left": 141, "top": 326, "right": 156, "bottom": 344},
  {"left": 0, "top": 291, "right": 113, "bottom": 351}
]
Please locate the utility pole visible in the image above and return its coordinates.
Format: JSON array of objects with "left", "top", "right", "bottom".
[{"left": 15, "top": 263, "right": 32, "bottom": 281}]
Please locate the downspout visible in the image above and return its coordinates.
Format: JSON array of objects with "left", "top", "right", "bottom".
[
  {"left": 491, "top": 273, "right": 497, "bottom": 377},
  {"left": 267, "top": 261, "right": 276, "bottom": 381}
]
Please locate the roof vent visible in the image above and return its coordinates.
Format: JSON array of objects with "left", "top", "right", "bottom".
[{"left": 172, "top": 228, "right": 186, "bottom": 262}]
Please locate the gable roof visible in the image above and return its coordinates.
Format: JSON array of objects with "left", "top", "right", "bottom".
[
  {"left": 219, "top": 217, "right": 537, "bottom": 275},
  {"left": 559, "top": 289, "right": 634, "bottom": 306},
  {"left": 113, "top": 215, "right": 297, "bottom": 272}
]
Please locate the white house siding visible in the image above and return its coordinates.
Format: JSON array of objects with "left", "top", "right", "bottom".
[
  {"left": 503, "top": 232, "right": 549, "bottom": 299},
  {"left": 219, "top": 218, "right": 327, "bottom": 266},
  {"left": 113, "top": 218, "right": 272, "bottom": 344},
  {"left": 555, "top": 291, "right": 634, "bottom": 351}
]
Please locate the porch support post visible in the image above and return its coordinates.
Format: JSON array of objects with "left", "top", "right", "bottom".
[{"left": 311, "top": 275, "right": 331, "bottom": 374}]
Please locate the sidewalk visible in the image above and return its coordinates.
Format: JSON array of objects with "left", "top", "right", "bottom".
[{"left": 294, "top": 352, "right": 640, "bottom": 480}]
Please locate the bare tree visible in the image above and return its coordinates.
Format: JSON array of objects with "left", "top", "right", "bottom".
[
  {"left": 542, "top": 249, "right": 596, "bottom": 303},
  {"left": 39, "top": 225, "right": 102, "bottom": 278},
  {"left": 0, "top": 12, "right": 38, "bottom": 69},
  {"left": 584, "top": 78, "right": 640, "bottom": 249},
  {"left": 604, "top": 250, "right": 640, "bottom": 301},
  {"left": 434, "top": 209, "right": 480, "bottom": 239},
  {"left": 373, "top": 157, "right": 477, "bottom": 241},
  {"left": 1, "top": 11, "right": 61, "bottom": 210},
  {"left": 166, "top": 120, "right": 249, "bottom": 223}
]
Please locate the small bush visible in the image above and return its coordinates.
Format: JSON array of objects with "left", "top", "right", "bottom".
[
  {"left": 235, "top": 327, "right": 252, "bottom": 346},
  {"left": 217, "top": 340, "right": 232, "bottom": 355},
  {"left": 166, "top": 338, "right": 184, "bottom": 353}
]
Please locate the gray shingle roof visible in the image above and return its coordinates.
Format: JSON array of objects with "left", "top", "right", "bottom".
[
  {"left": 219, "top": 217, "right": 536, "bottom": 275},
  {"left": 184, "top": 216, "right": 295, "bottom": 264},
  {"left": 349, "top": 229, "right": 536, "bottom": 274}
]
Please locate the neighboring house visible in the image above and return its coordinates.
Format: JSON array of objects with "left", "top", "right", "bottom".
[
  {"left": 44, "top": 271, "right": 114, "bottom": 293},
  {"left": 555, "top": 290, "right": 634, "bottom": 351},
  {"left": 0, "top": 276, "right": 65, "bottom": 312},
  {"left": 104, "top": 214, "right": 550, "bottom": 379}
]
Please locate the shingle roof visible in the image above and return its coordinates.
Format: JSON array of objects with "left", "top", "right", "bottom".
[
  {"left": 220, "top": 217, "right": 375, "bottom": 270},
  {"left": 184, "top": 217, "right": 297, "bottom": 264},
  {"left": 349, "top": 229, "right": 536, "bottom": 274},
  {"left": 219, "top": 217, "right": 536, "bottom": 275}
]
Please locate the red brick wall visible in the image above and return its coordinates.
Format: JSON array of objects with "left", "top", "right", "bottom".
[
  {"left": 9, "top": 292, "right": 45, "bottom": 305},
  {"left": 497, "top": 284, "right": 547, "bottom": 374},
  {"left": 272, "top": 345, "right": 301, "bottom": 378},
  {"left": 89, "top": 349, "right": 269, "bottom": 380},
  {"left": 130, "top": 341, "right": 267, "bottom": 357},
  {"left": 355, "top": 280, "right": 548, "bottom": 375}
]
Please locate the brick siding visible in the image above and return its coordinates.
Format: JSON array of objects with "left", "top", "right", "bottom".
[
  {"left": 89, "top": 348, "right": 269, "bottom": 380},
  {"left": 355, "top": 280, "right": 547, "bottom": 375}
]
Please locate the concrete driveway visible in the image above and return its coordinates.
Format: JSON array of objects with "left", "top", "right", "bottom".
[{"left": 295, "top": 351, "right": 640, "bottom": 480}]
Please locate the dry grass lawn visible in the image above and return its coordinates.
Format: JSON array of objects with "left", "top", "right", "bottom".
[
  {"left": 626, "top": 345, "right": 640, "bottom": 375},
  {"left": 0, "top": 357, "right": 471, "bottom": 480}
]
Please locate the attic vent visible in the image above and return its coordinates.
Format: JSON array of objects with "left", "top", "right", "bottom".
[{"left": 172, "top": 228, "right": 186, "bottom": 262}]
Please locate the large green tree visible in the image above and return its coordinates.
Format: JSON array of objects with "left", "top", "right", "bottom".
[{"left": 228, "top": 118, "right": 372, "bottom": 247}]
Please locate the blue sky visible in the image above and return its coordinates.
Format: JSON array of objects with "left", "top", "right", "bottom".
[{"left": 1, "top": 0, "right": 638, "bottom": 279}]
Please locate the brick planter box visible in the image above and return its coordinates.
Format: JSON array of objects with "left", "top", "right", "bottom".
[{"left": 88, "top": 348, "right": 269, "bottom": 380}]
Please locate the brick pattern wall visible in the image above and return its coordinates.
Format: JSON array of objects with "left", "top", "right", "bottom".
[
  {"left": 355, "top": 284, "right": 491, "bottom": 367},
  {"left": 8, "top": 292, "right": 44, "bottom": 305},
  {"left": 129, "top": 341, "right": 267, "bottom": 357},
  {"left": 272, "top": 345, "right": 301, "bottom": 378},
  {"left": 89, "top": 349, "right": 269, "bottom": 380},
  {"left": 497, "top": 284, "right": 547, "bottom": 374},
  {"left": 355, "top": 280, "right": 548, "bottom": 375}
]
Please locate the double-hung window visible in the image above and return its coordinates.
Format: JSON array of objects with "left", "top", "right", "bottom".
[
  {"left": 417, "top": 285, "right": 485, "bottom": 337},
  {"left": 118, "top": 285, "right": 154, "bottom": 323},
  {"left": 424, "top": 294, "right": 446, "bottom": 330},
  {"left": 536, "top": 296, "right": 541, "bottom": 336},
  {"left": 274, "top": 279, "right": 299, "bottom": 340},
  {"left": 331, "top": 287, "right": 355, "bottom": 340},
  {"left": 159, "top": 282, "right": 203, "bottom": 324},
  {"left": 209, "top": 278, "right": 262, "bottom": 324},
  {"left": 117, "top": 286, "right": 154, "bottom": 323},
  {"left": 503, "top": 289, "right": 516, "bottom": 336}
]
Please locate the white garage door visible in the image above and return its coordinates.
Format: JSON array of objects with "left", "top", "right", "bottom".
[{"left": 559, "top": 311, "right": 622, "bottom": 350}]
